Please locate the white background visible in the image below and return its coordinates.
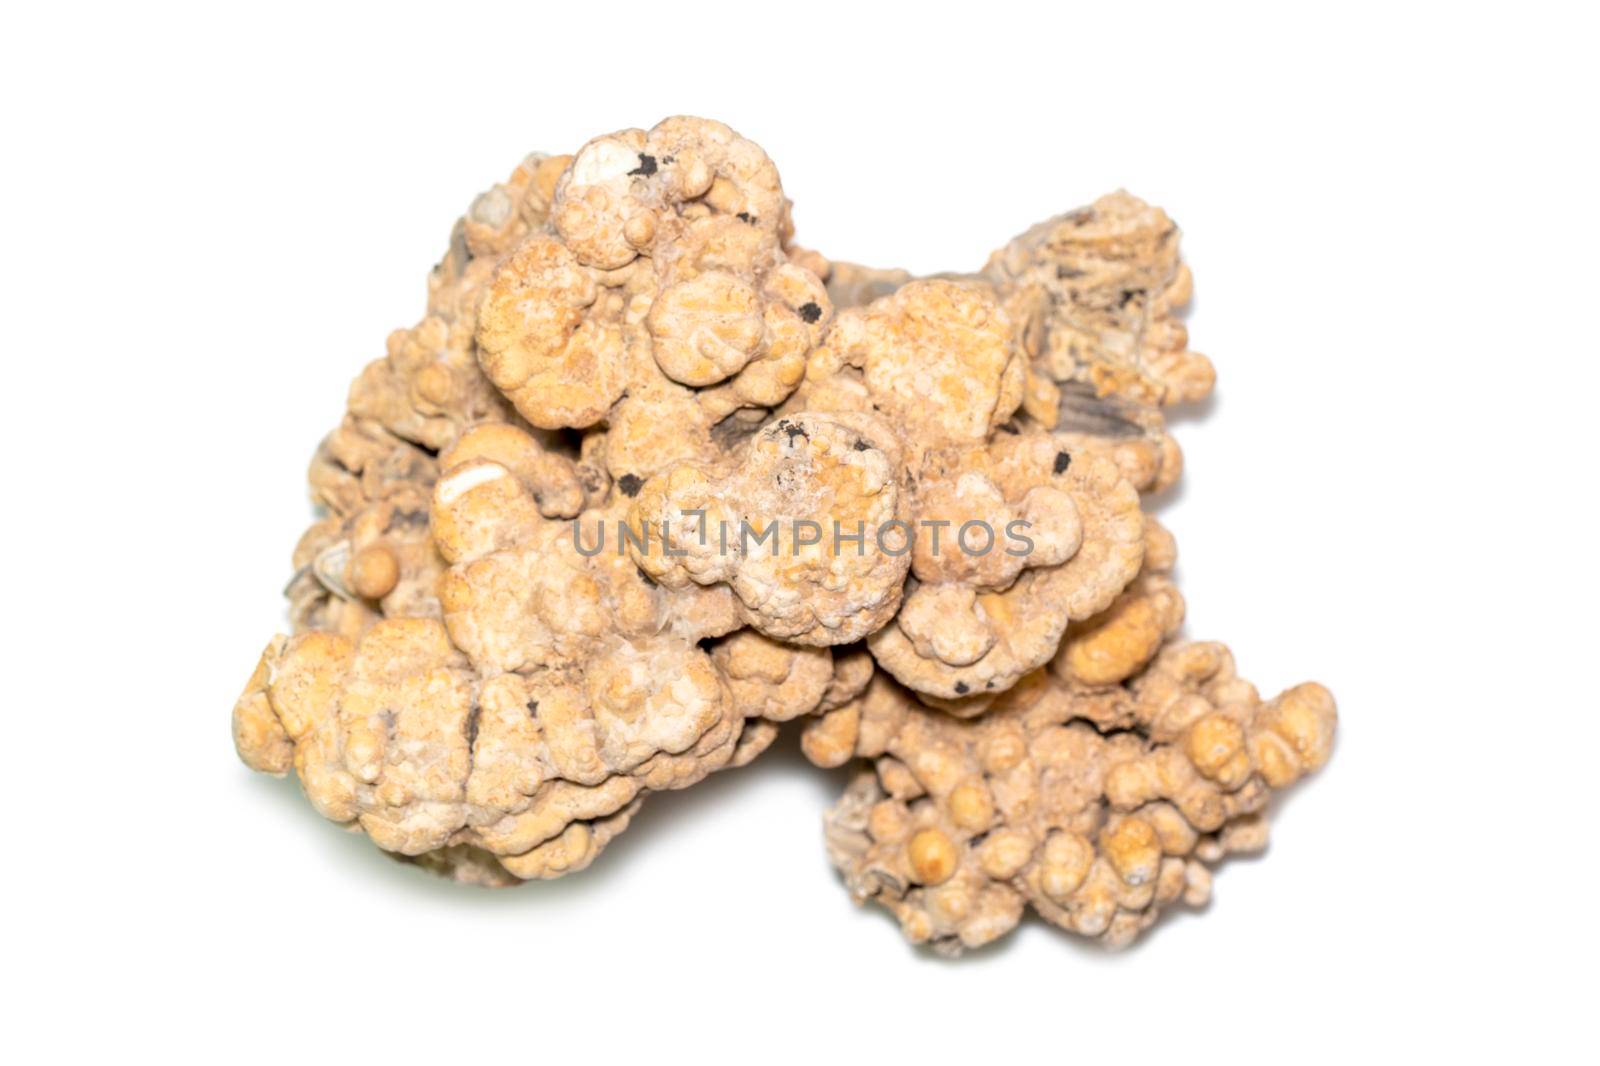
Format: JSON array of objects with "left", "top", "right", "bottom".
[{"left": 4, "top": 2, "right": 1596, "bottom": 1061}]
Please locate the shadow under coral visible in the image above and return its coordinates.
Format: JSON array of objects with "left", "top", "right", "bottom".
[{"left": 243, "top": 724, "right": 841, "bottom": 907}]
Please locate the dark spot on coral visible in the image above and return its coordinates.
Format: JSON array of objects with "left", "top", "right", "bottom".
[
  {"left": 954, "top": 681, "right": 970, "bottom": 695},
  {"left": 463, "top": 703, "right": 481, "bottom": 747},
  {"left": 853, "top": 439, "right": 870, "bottom": 451},
  {"left": 798, "top": 301, "right": 822, "bottom": 323},
  {"left": 997, "top": 421, "right": 1020, "bottom": 435},
  {"left": 985, "top": 679, "right": 995, "bottom": 689},
  {"left": 629, "top": 154, "right": 658, "bottom": 177},
  {"left": 1054, "top": 451, "right": 1072, "bottom": 474},
  {"left": 775, "top": 419, "right": 808, "bottom": 443},
  {"left": 711, "top": 409, "right": 767, "bottom": 448},
  {"left": 1119, "top": 288, "right": 1142, "bottom": 308},
  {"left": 526, "top": 699, "right": 539, "bottom": 718},
  {"left": 1056, "top": 265, "right": 1085, "bottom": 279},
  {"left": 736, "top": 211, "right": 756, "bottom": 224},
  {"left": 552, "top": 427, "right": 585, "bottom": 455},
  {"left": 661, "top": 155, "right": 675, "bottom": 164},
  {"left": 1054, "top": 381, "right": 1146, "bottom": 438},
  {"left": 618, "top": 473, "right": 643, "bottom": 497}
]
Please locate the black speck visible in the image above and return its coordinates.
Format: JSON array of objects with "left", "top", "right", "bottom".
[
  {"left": 853, "top": 439, "right": 870, "bottom": 451},
  {"left": 1053, "top": 450, "right": 1071, "bottom": 474},
  {"left": 997, "top": 421, "right": 1020, "bottom": 435},
  {"left": 628, "top": 154, "right": 657, "bottom": 176},
  {"left": 526, "top": 699, "right": 539, "bottom": 717},
  {"left": 1119, "top": 288, "right": 1142, "bottom": 308},
  {"left": 736, "top": 211, "right": 756, "bottom": 224},
  {"left": 985, "top": 679, "right": 995, "bottom": 689},
  {"left": 618, "top": 473, "right": 643, "bottom": 497},
  {"left": 463, "top": 703, "right": 481, "bottom": 747},
  {"left": 798, "top": 301, "right": 822, "bottom": 323},
  {"left": 775, "top": 419, "right": 807, "bottom": 443},
  {"left": 954, "top": 681, "right": 970, "bottom": 695}
]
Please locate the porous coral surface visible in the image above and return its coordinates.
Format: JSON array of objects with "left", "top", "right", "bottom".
[{"left": 233, "top": 116, "right": 1334, "bottom": 951}]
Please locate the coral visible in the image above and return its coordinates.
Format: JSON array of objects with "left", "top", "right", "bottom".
[
  {"left": 983, "top": 191, "right": 1215, "bottom": 410},
  {"left": 476, "top": 117, "right": 831, "bottom": 486},
  {"left": 232, "top": 115, "right": 1333, "bottom": 953},
  {"left": 866, "top": 430, "right": 1146, "bottom": 710},
  {"left": 792, "top": 279, "right": 1024, "bottom": 445},
  {"left": 806, "top": 644, "right": 1335, "bottom": 953},
  {"left": 624, "top": 411, "right": 910, "bottom": 646}
]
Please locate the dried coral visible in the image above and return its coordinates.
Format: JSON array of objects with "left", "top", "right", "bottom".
[
  {"left": 808, "top": 645, "right": 1335, "bottom": 953},
  {"left": 792, "top": 279, "right": 1024, "bottom": 445},
  {"left": 624, "top": 411, "right": 910, "bottom": 646},
  {"left": 867, "top": 431, "right": 1146, "bottom": 710},
  {"left": 232, "top": 116, "right": 1333, "bottom": 952},
  {"left": 983, "top": 191, "right": 1215, "bottom": 410}
]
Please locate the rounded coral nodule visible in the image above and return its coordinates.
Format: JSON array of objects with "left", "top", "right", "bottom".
[{"left": 231, "top": 115, "right": 1333, "bottom": 954}]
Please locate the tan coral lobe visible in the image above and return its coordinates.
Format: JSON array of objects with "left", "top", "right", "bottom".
[
  {"left": 475, "top": 236, "right": 625, "bottom": 429},
  {"left": 626, "top": 411, "right": 910, "bottom": 646},
  {"left": 812, "top": 645, "right": 1336, "bottom": 953},
  {"left": 231, "top": 115, "right": 1334, "bottom": 955}
]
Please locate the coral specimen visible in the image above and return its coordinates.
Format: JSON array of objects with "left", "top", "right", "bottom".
[{"left": 232, "top": 116, "right": 1335, "bottom": 953}]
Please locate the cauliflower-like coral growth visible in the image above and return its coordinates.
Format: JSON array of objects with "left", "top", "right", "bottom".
[
  {"left": 625, "top": 411, "right": 909, "bottom": 646},
  {"left": 806, "top": 643, "right": 1335, "bottom": 954},
  {"left": 231, "top": 116, "right": 1334, "bottom": 953},
  {"left": 793, "top": 279, "right": 1024, "bottom": 444},
  {"left": 867, "top": 432, "right": 1145, "bottom": 709},
  {"left": 475, "top": 117, "right": 831, "bottom": 483}
]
